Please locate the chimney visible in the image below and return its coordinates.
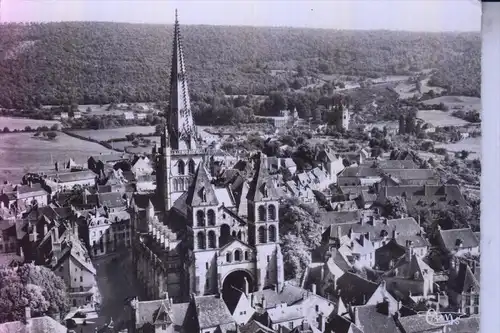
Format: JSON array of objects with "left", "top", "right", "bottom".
[
  {"left": 312, "top": 283, "right": 317, "bottom": 295},
  {"left": 392, "top": 228, "right": 397, "bottom": 239},
  {"left": 360, "top": 216, "right": 365, "bottom": 225},
  {"left": 0, "top": 201, "right": 4, "bottom": 209},
  {"left": 353, "top": 306, "right": 360, "bottom": 325},
  {"left": 261, "top": 296, "right": 267, "bottom": 309},
  {"left": 317, "top": 313, "right": 325, "bottom": 331},
  {"left": 406, "top": 241, "right": 413, "bottom": 262},
  {"left": 250, "top": 293, "right": 255, "bottom": 307},
  {"left": 43, "top": 224, "right": 48, "bottom": 236}
]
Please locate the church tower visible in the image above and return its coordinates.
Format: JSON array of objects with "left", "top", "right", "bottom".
[
  {"left": 185, "top": 164, "right": 220, "bottom": 296},
  {"left": 246, "top": 153, "right": 284, "bottom": 291},
  {"left": 341, "top": 105, "right": 350, "bottom": 131},
  {"left": 157, "top": 11, "right": 207, "bottom": 209},
  {"left": 167, "top": 10, "right": 197, "bottom": 151}
]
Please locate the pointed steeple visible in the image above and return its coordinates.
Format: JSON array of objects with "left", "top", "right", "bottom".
[
  {"left": 166, "top": 10, "right": 197, "bottom": 150},
  {"left": 246, "top": 153, "right": 280, "bottom": 202},
  {"left": 186, "top": 164, "right": 218, "bottom": 207}
]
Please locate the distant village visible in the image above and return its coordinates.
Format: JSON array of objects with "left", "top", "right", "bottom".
[{"left": 0, "top": 13, "right": 479, "bottom": 333}]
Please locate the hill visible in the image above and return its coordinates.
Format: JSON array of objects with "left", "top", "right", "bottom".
[{"left": 0, "top": 22, "right": 481, "bottom": 109}]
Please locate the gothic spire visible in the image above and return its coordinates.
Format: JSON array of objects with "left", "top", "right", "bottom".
[{"left": 166, "top": 10, "right": 197, "bottom": 150}]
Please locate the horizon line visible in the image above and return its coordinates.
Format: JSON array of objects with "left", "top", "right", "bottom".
[{"left": 0, "top": 20, "right": 481, "bottom": 34}]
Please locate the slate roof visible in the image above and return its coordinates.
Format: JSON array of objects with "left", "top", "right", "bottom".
[
  {"left": 51, "top": 170, "right": 97, "bottom": 183},
  {"left": 330, "top": 201, "right": 358, "bottom": 212},
  {"left": 366, "top": 160, "right": 418, "bottom": 169},
  {"left": 398, "top": 314, "right": 439, "bottom": 333},
  {"left": 382, "top": 184, "right": 467, "bottom": 207},
  {"left": 98, "top": 192, "right": 126, "bottom": 209},
  {"left": 383, "top": 254, "right": 433, "bottom": 280},
  {"left": 339, "top": 166, "right": 380, "bottom": 178},
  {"left": 318, "top": 210, "right": 362, "bottom": 226},
  {"left": 194, "top": 295, "right": 234, "bottom": 329},
  {"left": 186, "top": 164, "right": 219, "bottom": 207},
  {"left": 449, "top": 316, "right": 480, "bottom": 332},
  {"left": 0, "top": 316, "right": 68, "bottom": 333},
  {"left": 453, "top": 262, "right": 480, "bottom": 293},
  {"left": 250, "top": 284, "right": 309, "bottom": 309},
  {"left": 247, "top": 155, "right": 280, "bottom": 202},
  {"left": 16, "top": 183, "right": 48, "bottom": 199},
  {"left": 239, "top": 320, "right": 276, "bottom": 333},
  {"left": 267, "top": 304, "right": 304, "bottom": 323},
  {"left": 439, "top": 228, "right": 479, "bottom": 252},
  {"left": 336, "top": 272, "right": 378, "bottom": 306},
  {"left": 353, "top": 304, "right": 399, "bottom": 333}
]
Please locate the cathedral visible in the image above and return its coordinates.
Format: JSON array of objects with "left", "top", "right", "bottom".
[{"left": 130, "top": 11, "right": 285, "bottom": 304}]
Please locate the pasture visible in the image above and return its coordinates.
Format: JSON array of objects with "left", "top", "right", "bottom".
[
  {"left": 70, "top": 126, "right": 156, "bottom": 141},
  {"left": 0, "top": 132, "right": 113, "bottom": 183},
  {"left": 416, "top": 110, "right": 470, "bottom": 127},
  {"left": 435, "top": 136, "right": 481, "bottom": 160},
  {"left": 422, "top": 95, "right": 481, "bottom": 112},
  {"left": 0, "top": 116, "right": 61, "bottom": 131}
]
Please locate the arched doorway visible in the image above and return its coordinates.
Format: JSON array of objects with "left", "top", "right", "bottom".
[{"left": 221, "top": 270, "right": 254, "bottom": 305}]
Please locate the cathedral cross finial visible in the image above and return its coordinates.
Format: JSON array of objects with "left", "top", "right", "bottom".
[{"left": 175, "top": 9, "right": 178, "bottom": 23}]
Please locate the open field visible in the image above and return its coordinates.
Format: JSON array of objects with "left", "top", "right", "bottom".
[
  {"left": 0, "top": 116, "right": 61, "bottom": 131},
  {"left": 0, "top": 132, "right": 113, "bottom": 183},
  {"left": 70, "top": 126, "right": 156, "bottom": 141},
  {"left": 392, "top": 77, "right": 445, "bottom": 100},
  {"left": 422, "top": 95, "right": 481, "bottom": 112},
  {"left": 42, "top": 102, "right": 159, "bottom": 116},
  {"left": 416, "top": 110, "right": 470, "bottom": 127},
  {"left": 436, "top": 136, "right": 481, "bottom": 160}
]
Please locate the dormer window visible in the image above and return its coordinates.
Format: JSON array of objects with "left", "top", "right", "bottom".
[
  {"left": 259, "top": 182, "right": 268, "bottom": 198},
  {"left": 200, "top": 187, "right": 207, "bottom": 203}
]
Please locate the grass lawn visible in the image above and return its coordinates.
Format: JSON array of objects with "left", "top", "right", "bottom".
[
  {"left": 435, "top": 136, "right": 481, "bottom": 160},
  {"left": 416, "top": 110, "right": 470, "bottom": 127},
  {"left": 422, "top": 95, "right": 481, "bottom": 112},
  {"left": 0, "top": 116, "right": 61, "bottom": 131},
  {"left": 0, "top": 132, "right": 112, "bottom": 183},
  {"left": 70, "top": 126, "right": 156, "bottom": 141}
]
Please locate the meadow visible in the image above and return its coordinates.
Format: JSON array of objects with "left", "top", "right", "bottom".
[
  {"left": 0, "top": 132, "right": 113, "bottom": 183},
  {"left": 70, "top": 126, "right": 156, "bottom": 141},
  {"left": 416, "top": 110, "right": 470, "bottom": 127},
  {"left": 436, "top": 136, "right": 481, "bottom": 160},
  {"left": 0, "top": 116, "right": 61, "bottom": 131},
  {"left": 422, "top": 95, "right": 481, "bottom": 112}
]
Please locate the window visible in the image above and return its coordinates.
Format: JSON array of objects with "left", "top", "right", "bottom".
[
  {"left": 267, "top": 256, "right": 270, "bottom": 263},
  {"left": 162, "top": 324, "right": 167, "bottom": 330},
  {"left": 207, "top": 210, "right": 216, "bottom": 226},
  {"left": 197, "top": 232, "right": 206, "bottom": 250},
  {"left": 258, "top": 206, "right": 267, "bottom": 221},
  {"left": 205, "top": 262, "right": 209, "bottom": 270},
  {"left": 197, "top": 210, "right": 205, "bottom": 227},
  {"left": 474, "top": 307, "right": 479, "bottom": 314},
  {"left": 80, "top": 276, "right": 83, "bottom": 282},
  {"left": 244, "top": 251, "right": 249, "bottom": 261},
  {"left": 268, "top": 205, "right": 276, "bottom": 220},
  {"left": 466, "top": 295, "right": 471, "bottom": 304},
  {"left": 466, "top": 307, "right": 470, "bottom": 315},
  {"left": 258, "top": 226, "right": 266, "bottom": 244},
  {"left": 474, "top": 295, "right": 479, "bottom": 305},
  {"left": 208, "top": 230, "right": 216, "bottom": 249},
  {"left": 268, "top": 225, "right": 276, "bottom": 242},
  {"left": 73, "top": 299, "right": 77, "bottom": 307},
  {"left": 59, "top": 266, "right": 63, "bottom": 272},
  {"left": 178, "top": 160, "right": 185, "bottom": 175},
  {"left": 226, "top": 252, "right": 232, "bottom": 263},
  {"left": 188, "top": 160, "right": 196, "bottom": 174},
  {"left": 235, "top": 250, "right": 241, "bottom": 261}
]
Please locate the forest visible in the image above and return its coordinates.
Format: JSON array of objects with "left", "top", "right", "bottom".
[{"left": 0, "top": 22, "right": 480, "bottom": 110}]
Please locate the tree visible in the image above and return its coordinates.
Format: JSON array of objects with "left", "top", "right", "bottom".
[
  {"left": 2, "top": 127, "right": 9, "bottom": 133},
  {"left": 281, "top": 234, "right": 311, "bottom": 281},
  {"left": 46, "top": 131, "right": 58, "bottom": 140},
  {"left": 16, "top": 264, "right": 70, "bottom": 316},
  {"left": 50, "top": 124, "right": 59, "bottom": 131},
  {"left": 0, "top": 265, "right": 69, "bottom": 324},
  {"left": 383, "top": 197, "right": 408, "bottom": 219}
]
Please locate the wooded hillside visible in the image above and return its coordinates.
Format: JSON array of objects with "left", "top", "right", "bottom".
[{"left": 0, "top": 22, "right": 480, "bottom": 108}]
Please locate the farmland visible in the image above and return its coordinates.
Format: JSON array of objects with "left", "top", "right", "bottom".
[
  {"left": 0, "top": 132, "right": 113, "bottom": 183},
  {"left": 70, "top": 126, "right": 156, "bottom": 141},
  {"left": 416, "top": 110, "right": 470, "bottom": 127},
  {"left": 422, "top": 95, "right": 481, "bottom": 112},
  {"left": 436, "top": 136, "right": 481, "bottom": 160},
  {"left": 0, "top": 116, "right": 61, "bottom": 131}
]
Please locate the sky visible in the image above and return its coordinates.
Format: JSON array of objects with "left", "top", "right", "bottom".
[{"left": 1, "top": 0, "right": 481, "bottom": 32}]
